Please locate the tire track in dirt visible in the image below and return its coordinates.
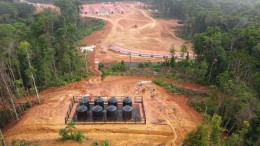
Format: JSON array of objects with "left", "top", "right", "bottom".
[
  {"left": 131, "top": 6, "right": 154, "bottom": 22},
  {"left": 147, "top": 95, "right": 187, "bottom": 144},
  {"left": 143, "top": 81, "right": 198, "bottom": 144},
  {"left": 148, "top": 102, "right": 178, "bottom": 145}
]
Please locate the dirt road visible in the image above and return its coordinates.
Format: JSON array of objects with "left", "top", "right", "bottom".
[{"left": 80, "top": 4, "right": 192, "bottom": 64}]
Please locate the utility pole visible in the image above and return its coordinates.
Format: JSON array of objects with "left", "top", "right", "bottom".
[{"left": 0, "top": 128, "right": 6, "bottom": 146}]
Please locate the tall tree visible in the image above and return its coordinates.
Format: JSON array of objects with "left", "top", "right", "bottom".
[
  {"left": 18, "top": 41, "right": 41, "bottom": 104},
  {"left": 181, "top": 44, "right": 187, "bottom": 57}
]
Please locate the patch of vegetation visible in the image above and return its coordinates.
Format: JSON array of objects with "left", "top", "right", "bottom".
[
  {"left": 91, "top": 140, "right": 110, "bottom": 146},
  {"left": 102, "top": 140, "right": 109, "bottom": 146},
  {"left": 152, "top": 79, "right": 208, "bottom": 97},
  {"left": 98, "top": 62, "right": 105, "bottom": 70},
  {"left": 99, "top": 61, "right": 175, "bottom": 79},
  {"left": 100, "top": 61, "right": 129, "bottom": 79},
  {"left": 58, "top": 121, "right": 84, "bottom": 143},
  {"left": 77, "top": 19, "right": 104, "bottom": 40},
  {"left": 11, "top": 139, "right": 38, "bottom": 146},
  {"left": 92, "top": 141, "right": 99, "bottom": 146},
  {"left": 138, "top": 62, "right": 152, "bottom": 68},
  {"left": 184, "top": 115, "right": 250, "bottom": 146}
]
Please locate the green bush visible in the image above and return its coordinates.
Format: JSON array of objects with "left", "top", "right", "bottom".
[
  {"left": 92, "top": 141, "right": 99, "bottom": 146},
  {"left": 102, "top": 140, "right": 109, "bottom": 146},
  {"left": 72, "top": 131, "right": 84, "bottom": 143},
  {"left": 152, "top": 64, "right": 161, "bottom": 72},
  {"left": 166, "top": 72, "right": 179, "bottom": 80},
  {"left": 138, "top": 62, "right": 152, "bottom": 68},
  {"left": 111, "top": 61, "right": 127, "bottom": 72},
  {"left": 98, "top": 63, "right": 105, "bottom": 70},
  {"left": 58, "top": 121, "right": 84, "bottom": 143},
  {"left": 58, "top": 128, "right": 70, "bottom": 141}
]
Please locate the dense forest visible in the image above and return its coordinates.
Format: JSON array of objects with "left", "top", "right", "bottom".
[
  {"left": 0, "top": 0, "right": 103, "bottom": 128},
  {"left": 0, "top": 0, "right": 259, "bottom": 145},
  {"left": 150, "top": 0, "right": 260, "bottom": 146}
]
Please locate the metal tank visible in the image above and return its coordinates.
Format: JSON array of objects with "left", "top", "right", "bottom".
[
  {"left": 92, "top": 105, "right": 103, "bottom": 120},
  {"left": 122, "top": 105, "right": 133, "bottom": 120},
  {"left": 108, "top": 97, "right": 118, "bottom": 107},
  {"left": 79, "top": 97, "right": 90, "bottom": 109},
  {"left": 76, "top": 105, "right": 88, "bottom": 119},
  {"left": 94, "top": 96, "right": 104, "bottom": 109},
  {"left": 123, "top": 96, "right": 132, "bottom": 107},
  {"left": 106, "top": 105, "right": 117, "bottom": 120}
]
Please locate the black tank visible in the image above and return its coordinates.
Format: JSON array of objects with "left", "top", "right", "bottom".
[
  {"left": 106, "top": 105, "right": 117, "bottom": 120},
  {"left": 108, "top": 97, "right": 118, "bottom": 107},
  {"left": 80, "top": 97, "right": 90, "bottom": 109},
  {"left": 94, "top": 97, "right": 104, "bottom": 109},
  {"left": 76, "top": 105, "right": 88, "bottom": 119},
  {"left": 122, "top": 105, "right": 133, "bottom": 120},
  {"left": 123, "top": 97, "right": 132, "bottom": 106},
  {"left": 92, "top": 105, "right": 103, "bottom": 119}
]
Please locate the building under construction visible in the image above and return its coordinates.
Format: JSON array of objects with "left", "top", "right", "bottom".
[{"left": 80, "top": 4, "right": 126, "bottom": 15}]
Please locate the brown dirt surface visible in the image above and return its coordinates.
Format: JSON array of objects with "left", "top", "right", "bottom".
[
  {"left": 80, "top": 3, "right": 193, "bottom": 64},
  {"left": 4, "top": 77, "right": 202, "bottom": 145},
  {"left": 3, "top": 2, "right": 203, "bottom": 146}
]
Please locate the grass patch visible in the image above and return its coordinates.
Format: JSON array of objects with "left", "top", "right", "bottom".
[
  {"left": 152, "top": 79, "right": 208, "bottom": 97},
  {"left": 99, "top": 61, "right": 174, "bottom": 80}
]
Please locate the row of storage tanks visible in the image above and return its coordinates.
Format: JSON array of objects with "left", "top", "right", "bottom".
[{"left": 77, "top": 96, "right": 133, "bottom": 120}]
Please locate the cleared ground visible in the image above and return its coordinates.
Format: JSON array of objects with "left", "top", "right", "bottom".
[
  {"left": 3, "top": 3, "right": 202, "bottom": 146},
  {"left": 4, "top": 76, "right": 202, "bottom": 145},
  {"left": 80, "top": 4, "right": 193, "bottom": 63}
]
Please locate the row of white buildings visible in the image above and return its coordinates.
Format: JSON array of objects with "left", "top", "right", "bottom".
[{"left": 80, "top": 4, "right": 126, "bottom": 16}]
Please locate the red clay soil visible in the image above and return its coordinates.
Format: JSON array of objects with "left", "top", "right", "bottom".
[
  {"left": 3, "top": 3, "right": 203, "bottom": 146},
  {"left": 4, "top": 76, "right": 202, "bottom": 145},
  {"left": 79, "top": 3, "right": 193, "bottom": 64}
]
